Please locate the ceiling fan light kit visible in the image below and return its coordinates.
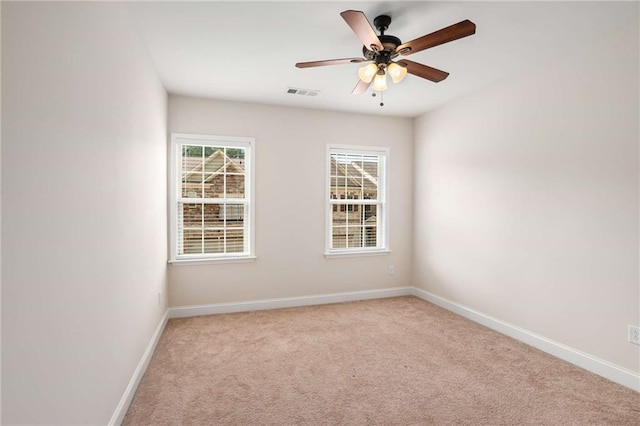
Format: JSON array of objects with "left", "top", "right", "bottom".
[
  {"left": 372, "top": 69, "right": 388, "bottom": 91},
  {"left": 357, "top": 63, "right": 378, "bottom": 83},
  {"left": 387, "top": 62, "right": 408, "bottom": 84},
  {"left": 295, "top": 10, "right": 476, "bottom": 106}
]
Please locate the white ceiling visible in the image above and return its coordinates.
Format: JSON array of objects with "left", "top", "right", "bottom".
[{"left": 127, "top": 1, "right": 636, "bottom": 118}]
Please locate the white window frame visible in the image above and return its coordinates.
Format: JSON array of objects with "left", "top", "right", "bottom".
[
  {"left": 325, "top": 144, "right": 390, "bottom": 257},
  {"left": 169, "top": 133, "right": 255, "bottom": 265}
]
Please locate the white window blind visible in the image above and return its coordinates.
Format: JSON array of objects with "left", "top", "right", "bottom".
[
  {"left": 170, "top": 133, "right": 255, "bottom": 263},
  {"left": 326, "top": 145, "right": 389, "bottom": 255}
]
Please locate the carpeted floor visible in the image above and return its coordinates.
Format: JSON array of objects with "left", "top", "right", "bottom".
[{"left": 124, "top": 296, "right": 639, "bottom": 425}]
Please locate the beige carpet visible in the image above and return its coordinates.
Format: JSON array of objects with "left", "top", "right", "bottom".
[{"left": 124, "top": 296, "right": 639, "bottom": 425}]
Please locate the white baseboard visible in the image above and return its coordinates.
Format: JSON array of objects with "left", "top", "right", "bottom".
[
  {"left": 411, "top": 287, "right": 640, "bottom": 392},
  {"left": 111, "top": 286, "right": 637, "bottom": 425},
  {"left": 168, "top": 286, "right": 413, "bottom": 318},
  {"left": 109, "top": 310, "right": 169, "bottom": 426}
]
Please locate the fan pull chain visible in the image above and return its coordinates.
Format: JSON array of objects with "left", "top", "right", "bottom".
[{"left": 371, "top": 90, "right": 384, "bottom": 106}]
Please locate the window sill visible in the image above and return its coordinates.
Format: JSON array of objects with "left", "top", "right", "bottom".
[
  {"left": 324, "top": 249, "right": 391, "bottom": 259},
  {"left": 168, "top": 256, "right": 257, "bottom": 266}
]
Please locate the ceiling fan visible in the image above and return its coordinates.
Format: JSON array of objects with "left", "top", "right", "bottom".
[{"left": 295, "top": 10, "right": 476, "bottom": 101}]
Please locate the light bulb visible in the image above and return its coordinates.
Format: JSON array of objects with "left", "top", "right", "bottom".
[
  {"left": 372, "top": 70, "right": 388, "bottom": 91},
  {"left": 387, "top": 62, "right": 408, "bottom": 84},
  {"left": 357, "top": 63, "right": 377, "bottom": 83}
]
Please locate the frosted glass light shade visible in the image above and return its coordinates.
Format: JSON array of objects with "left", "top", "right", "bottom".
[
  {"left": 372, "top": 71, "right": 388, "bottom": 91},
  {"left": 357, "top": 63, "right": 378, "bottom": 83},
  {"left": 387, "top": 62, "right": 408, "bottom": 83}
]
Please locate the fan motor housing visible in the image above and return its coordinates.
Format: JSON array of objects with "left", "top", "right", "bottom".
[
  {"left": 362, "top": 34, "right": 401, "bottom": 62},
  {"left": 361, "top": 15, "right": 402, "bottom": 63}
]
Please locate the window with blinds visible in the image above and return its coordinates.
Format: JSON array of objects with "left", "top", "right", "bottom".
[
  {"left": 170, "top": 133, "right": 255, "bottom": 263},
  {"left": 326, "top": 145, "right": 389, "bottom": 255}
]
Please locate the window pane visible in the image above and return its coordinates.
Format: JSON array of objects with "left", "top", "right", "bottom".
[
  {"left": 347, "top": 226, "right": 363, "bottom": 248},
  {"left": 365, "top": 205, "right": 378, "bottom": 247},
  {"left": 182, "top": 172, "right": 202, "bottom": 198},
  {"left": 331, "top": 153, "right": 347, "bottom": 177},
  {"left": 182, "top": 203, "right": 202, "bottom": 227},
  {"left": 364, "top": 204, "right": 377, "bottom": 222},
  {"left": 224, "top": 204, "right": 244, "bottom": 225},
  {"left": 182, "top": 229, "right": 203, "bottom": 254},
  {"left": 226, "top": 229, "right": 244, "bottom": 253},
  {"left": 227, "top": 148, "right": 245, "bottom": 162},
  {"left": 226, "top": 174, "right": 245, "bottom": 198},
  {"left": 347, "top": 205, "right": 363, "bottom": 225},
  {"left": 332, "top": 208, "right": 346, "bottom": 227},
  {"left": 363, "top": 155, "right": 378, "bottom": 178},
  {"left": 201, "top": 173, "right": 215, "bottom": 198},
  {"left": 204, "top": 229, "right": 224, "bottom": 254},
  {"left": 209, "top": 174, "right": 225, "bottom": 198},
  {"left": 203, "top": 204, "right": 222, "bottom": 228},
  {"left": 330, "top": 176, "right": 344, "bottom": 190},
  {"left": 332, "top": 227, "right": 347, "bottom": 248},
  {"left": 331, "top": 154, "right": 347, "bottom": 195},
  {"left": 183, "top": 145, "right": 203, "bottom": 158},
  {"left": 203, "top": 147, "right": 225, "bottom": 172},
  {"left": 363, "top": 156, "right": 378, "bottom": 199},
  {"left": 363, "top": 190, "right": 377, "bottom": 203},
  {"left": 364, "top": 225, "right": 377, "bottom": 247},
  {"left": 363, "top": 186, "right": 377, "bottom": 200},
  {"left": 347, "top": 157, "right": 364, "bottom": 182},
  {"left": 182, "top": 146, "right": 203, "bottom": 198}
]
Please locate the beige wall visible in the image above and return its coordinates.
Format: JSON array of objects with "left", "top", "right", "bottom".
[
  {"left": 2, "top": 2, "right": 637, "bottom": 423},
  {"left": 2, "top": 3, "right": 168, "bottom": 424},
  {"left": 413, "top": 17, "right": 639, "bottom": 372},
  {"left": 168, "top": 96, "right": 413, "bottom": 306}
]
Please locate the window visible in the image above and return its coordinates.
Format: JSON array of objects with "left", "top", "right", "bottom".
[
  {"left": 326, "top": 145, "right": 389, "bottom": 256},
  {"left": 170, "top": 133, "right": 255, "bottom": 263}
]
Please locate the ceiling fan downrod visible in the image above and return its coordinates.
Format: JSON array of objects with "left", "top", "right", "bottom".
[{"left": 373, "top": 14, "right": 391, "bottom": 35}]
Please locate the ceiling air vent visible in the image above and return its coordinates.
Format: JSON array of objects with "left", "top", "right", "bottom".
[{"left": 286, "top": 87, "right": 320, "bottom": 97}]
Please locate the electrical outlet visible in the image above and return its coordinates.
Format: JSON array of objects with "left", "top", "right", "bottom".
[
  {"left": 629, "top": 325, "right": 640, "bottom": 345},
  {"left": 388, "top": 265, "right": 395, "bottom": 275},
  {"left": 158, "top": 291, "right": 162, "bottom": 306}
]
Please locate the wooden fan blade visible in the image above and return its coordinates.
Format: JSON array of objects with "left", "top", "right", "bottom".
[
  {"left": 397, "top": 20, "right": 476, "bottom": 56},
  {"left": 340, "top": 10, "right": 383, "bottom": 52},
  {"left": 352, "top": 79, "right": 372, "bottom": 95},
  {"left": 399, "top": 60, "right": 449, "bottom": 82},
  {"left": 296, "top": 58, "right": 367, "bottom": 68}
]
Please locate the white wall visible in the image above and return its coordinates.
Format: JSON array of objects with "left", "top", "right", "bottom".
[
  {"left": 168, "top": 96, "right": 413, "bottom": 306},
  {"left": 413, "top": 17, "right": 639, "bottom": 372},
  {"left": 2, "top": 3, "right": 168, "bottom": 424}
]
